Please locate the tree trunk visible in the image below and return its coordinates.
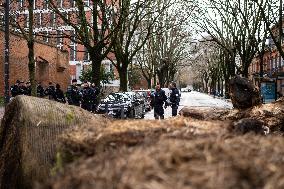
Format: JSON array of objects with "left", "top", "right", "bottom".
[
  {"left": 28, "top": 0, "right": 36, "bottom": 96},
  {"left": 118, "top": 65, "right": 128, "bottom": 91},
  {"left": 147, "top": 79, "right": 151, "bottom": 89},
  {"left": 27, "top": 41, "right": 36, "bottom": 96},
  {"left": 90, "top": 52, "right": 102, "bottom": 86},
  {"left": 217, "top": 77, "right": 221, "bottom": 94},
  {"left": 221, "top": 79, "right": 224, "bottom": 96}
]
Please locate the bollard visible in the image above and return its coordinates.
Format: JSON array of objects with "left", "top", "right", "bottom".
[{"left": 120, "top": 105, "right": 125, "bottom": 119}]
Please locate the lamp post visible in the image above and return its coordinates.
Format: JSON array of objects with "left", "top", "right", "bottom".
[{"left": 4, "top": 0, "right": 10, "bottom": 105}]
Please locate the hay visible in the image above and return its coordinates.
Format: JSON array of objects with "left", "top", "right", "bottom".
[
  {"left": 38, "top": 133, "right": 284, "bottom": 189},
  {"left": 180, "top": 98, "right": 284, "bottom": 132},
  {"left": 58, "top": 118, "right": 231, "bottom": 159},
  {"left": 0, "top": 96, "right": 108, "bottom": 189},
  {"left": 179, "top": 107, "right": 230, "bottom": 120},
  {"left": 36, "top": 108, "right": 284, "bottom": 189}
]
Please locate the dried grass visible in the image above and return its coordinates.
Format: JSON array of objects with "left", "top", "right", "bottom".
[
  {"left": 39, "top": 133, "right": 284, "bottom": 189},
  {"left": 0, "top": 96, "right": 107, "bottom": 189},
  {"left": 59, "top": 118, "right": 231, "bottom": 158}
]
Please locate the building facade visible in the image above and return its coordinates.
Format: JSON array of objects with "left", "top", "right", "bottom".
[
  {"left": 1, "top": 0, "right": 118, "bottom": 83},
  {"left": 0, "top": 30, "right": 70, "bottom": 96},
  {"left": 249, "top": 20, "right": 284, "bottom": 97}
]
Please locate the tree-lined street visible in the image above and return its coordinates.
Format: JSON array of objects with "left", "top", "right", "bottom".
[{"left": 145, "top": 91, "right": 232, "bottom": 119}]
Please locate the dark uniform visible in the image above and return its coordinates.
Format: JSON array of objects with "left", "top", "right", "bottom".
[
  {"left": 150, "top": 89, "right": 168, "bottom": 119},
  {"left": 11, "top": 83, "right": 20, "bottom": 97},
  {"left": 81, "top": 86, "right": 95, "bottom": 112},
  {"left": 45, "top": 85, "right": 56, "bottom": 100},
  {"left": 18, "top": 85, "right": 28, "bottom": 95},
  {"left": 26, "top": 84, "right": 32, "bottom": 96},
  {"left": 66, "top": 85, "right": 81, "bottom": 106},
  {"left": 170, "top": 87, "right": 180, "bottom": 116},
  {"left": 55, "top": 84, "right": 66, "bottom": 103},
  {"left": 37, "top": 84, "right": 45, "bottom": 97}
]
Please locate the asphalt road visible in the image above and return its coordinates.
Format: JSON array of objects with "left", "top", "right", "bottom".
[{"left": 144, "top": 91, "right": 233, "bottom": 120}]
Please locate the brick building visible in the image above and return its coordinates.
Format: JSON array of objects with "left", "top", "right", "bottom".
[
  {"left": 249, "top": 21, "right": 284, "bottom": 96},
  {"left": 0, "top": 30, "right": 70, "bottom": 96},
  {"left": 1, "top": 0, "right": 118, "bottom": 84}
]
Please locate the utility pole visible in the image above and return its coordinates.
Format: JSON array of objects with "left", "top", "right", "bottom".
[{"left": 4, "top": 0, "right": 10, "bottom": 105}]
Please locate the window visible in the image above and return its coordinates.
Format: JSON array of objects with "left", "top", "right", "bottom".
[
  {"left": 57, "top": 31, "right": 64, "bottom": 50},
  {"left": 33, "top": 0, "right": 37, "bottom": 9},
  {"left": 42, "top": 31, "right": 49, "bottom": 43},
  {"left": 34, "top": 13, "right": 41, "bottom": 27},
  {"left": 0, "top": 13, "right": 4, "bottom": 28},
  {"left": 83, "top": 47, "right": 90, "bottom": 61},
  {"left": 43, "top": 0, "right": 49, "bottom": 9},
  {"left": 70, "top": 45, "right": 77, "bottom": 61},
  {"left": 84, "top": 0, "right": 90, "bottom": 6},
  {"left": 69, "top": 0, "right": 75, "bottom": 7},
  {"left": 57, "top": 0, "right": 62, "bottom": 7},
  {"left": 50, "top": 12, "right": 56, "bottom": 27},
  {"left": 18, "top": 0, "right": 24, "bottom": 8},
  {"left": 70, "top": 31, "right": 77, "bottom": 61}
]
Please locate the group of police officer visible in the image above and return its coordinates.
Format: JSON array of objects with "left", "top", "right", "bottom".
[
  {"left": 10, "top": 79, "right": 100, "bottom": 112},
  {"left": 10, "top": 79, "right": 179, "bottom": 118},
  {"left": 66, "top": 79, "right": 100, "bottom": 112},
  {"left": 150, "top": 82, "right": 180, "bottom": 120}
]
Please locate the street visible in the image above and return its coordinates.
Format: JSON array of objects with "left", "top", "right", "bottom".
[{"left": 144, "top": 91, "right": 233, "bottom": 120}]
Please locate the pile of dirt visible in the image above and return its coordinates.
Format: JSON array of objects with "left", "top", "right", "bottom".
[
  {"left": 0, "top": 96, "right": 108, "bottom": 189},
  {"left": 38, "top": 133, "right": 284, "bottom": 189}
]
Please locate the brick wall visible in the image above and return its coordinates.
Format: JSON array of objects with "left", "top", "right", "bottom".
[{"left": 0, "top": 30, "right": 70, "bottom": 96}]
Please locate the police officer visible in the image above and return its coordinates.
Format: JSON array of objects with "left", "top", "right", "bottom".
[
  {"left": 45, "top": 82, "right": 56, "bottom": 100},
  {"left": 169, "top": 82, "right": 180, "bottom": 117},
  {"left": 81, "top": 81, "right": 95, "bottom": 112},
  {"left": 150, "top": 84, "right": 168, "bottom": 119},
  {"left": 55, "top": 84, "right": 66, "bottom": 103},
  {"left": 26, "top": 81, "right": 32, "bottom": 96},
  {"left": 66, "top": 79, "right": 81, "bottom": 106},
  {"left": 11, "top": 80, "right": 21, "bottom": 97},
  {"left": 37, "top": 82, "right": 45, "bottom": 97},
  {"left": 18, "top": 81, "right": 28, "bottom": 95}
]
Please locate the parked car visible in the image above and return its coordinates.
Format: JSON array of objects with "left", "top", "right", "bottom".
[
  {"left": 123, "top": 92, "right": 146, "bottom": 118},
  {"left": 132, "top": 89, "right": 152, "bottom": 111},
  {"left": 181, "top": 88, "right": 191, "bottom": 92},
  {"left": 97, "top": 92, "right": 145, "bottom": 119}
]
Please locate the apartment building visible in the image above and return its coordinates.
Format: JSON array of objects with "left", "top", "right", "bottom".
[
  {"left": 0, "top": 29, "right": 70, "bottom": 96},
  {"left": 1, "top": 0, "right": 117, "bottom": 83},
  {"left": 249, "top": 22, "right": 284, "bottom": 97}
]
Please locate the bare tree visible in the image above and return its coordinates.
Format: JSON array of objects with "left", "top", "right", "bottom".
[
  {"left": 106, "top": 0, "right": 176, "bottom": 91},
  {"left": 133, "top": 0, "right": 196, "bottom": 88},
  {"left": 4, "top": 0, "right": 37, "bottom": 96},
  {"left": 196, "top": 0, "right": 266, "bottom": 78},
  {"left": 47, "top": 0, "right": 120, "bottom": 86},
  {"left": 252, "top": 0, "right": 284, "bottom": 63}
]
